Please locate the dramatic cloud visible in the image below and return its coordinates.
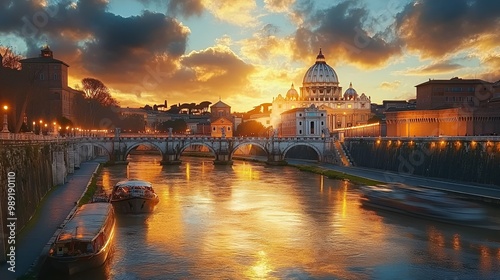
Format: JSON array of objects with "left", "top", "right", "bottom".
[
  {"left": 264, "top": 0, "right": 296, "bottom": 13},
  {"left": 396, "top": 61, "right": 463, "bottom": 76},
  {"left": 166, "top": 0, "right": 204, "bottom": 17},
  {"left": 203, "top": 0, "right": 258, "bottom": 27},
  {"left": 396, "top": 0, "right": 500, "bottom": 58},
  {"left": 478, "top": 55, "right": 500, "bottom": 82},
  {"left": 292, "top": 1, "right": 402, "bottom": 68},
  {"left": 239, "top": 24, "right": 294, "bottom": 63}
]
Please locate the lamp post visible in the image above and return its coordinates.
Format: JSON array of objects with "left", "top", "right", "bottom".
[
  {"left": 39, "top": 120, "right": 43, "bottom": 135},
  {"left": 2, "top": 105, "right": 9, "bottom": 133},
  {"left": 52, "top": 122, "right": 57, "bottom": 136}
]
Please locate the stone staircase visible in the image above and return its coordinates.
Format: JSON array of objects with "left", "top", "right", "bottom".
[{"left": 334, "top": 140, "right": 352, "bottom": 166}]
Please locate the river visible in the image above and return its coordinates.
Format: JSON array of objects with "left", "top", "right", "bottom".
[{"left": 47, "top": 154, "right": 500, "bottom": 280}]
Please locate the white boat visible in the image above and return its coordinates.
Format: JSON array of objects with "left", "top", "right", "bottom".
[
  {"left": 359, "top": 183, "right": 496, "bottom": 229},
  {"left": 110, "top": 179, "right": 159, "bottom": 213},
  {"left": 48, "top": 203, "right": 115, "bottom": 275}
]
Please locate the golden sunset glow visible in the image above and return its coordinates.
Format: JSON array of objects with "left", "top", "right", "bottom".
[{"left": 1, "top": 1, "right": 498, "bottom": 112}]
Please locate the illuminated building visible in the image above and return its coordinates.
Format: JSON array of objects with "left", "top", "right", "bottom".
[
  {"left": 271, "top": 49, "right": 372, "bottom": 135},
  {"left": 210, "top": 100, "right": 233, "bottom": 137},
  {"left": 19, "top": 45, "right": 76, "bottom": 121},
  {"left": 385, "top": 78, "right": 500, "bottom": 137}
]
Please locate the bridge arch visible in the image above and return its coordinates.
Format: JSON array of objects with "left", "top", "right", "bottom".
[
  {"left": 179, "top": 142, "right": 217, "bottom": 157},
  {"left": 124, "top": 141, "right": 164, "bottom": 159},
  {"left": 282, "top": 143, "right": 322, "bottom": 161},
  {"left": 232, "top": 142, "right": 268, "bottom": 158},
  {"left": 76, "top": 142, "right": 112, "bottom": 160}
]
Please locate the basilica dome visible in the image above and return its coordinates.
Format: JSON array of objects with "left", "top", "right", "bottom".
[
  {"left": 302, "top": 49, "right": 339, "bottom": 86},
  {"left": 344, "top": 82, "right": 358, "bottom": 100},
  {"left": 286, "top": 83, "right": 299, "bottom": 100}
]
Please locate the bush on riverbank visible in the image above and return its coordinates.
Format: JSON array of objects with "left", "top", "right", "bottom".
[
  {"left": 292, "top": 165, "right": 382, "bottom": 185},
  {"left": 77, "top": 164, "right": 103, "bottom": 206}
]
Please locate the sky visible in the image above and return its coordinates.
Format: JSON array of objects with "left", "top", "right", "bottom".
[{"left": 0, "top": 0, "right": 499, "bottom": 112}]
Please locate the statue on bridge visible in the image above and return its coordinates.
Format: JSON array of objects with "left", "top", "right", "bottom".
[{"left": 322, "top": 127, "right": 330, "bottom": 138}]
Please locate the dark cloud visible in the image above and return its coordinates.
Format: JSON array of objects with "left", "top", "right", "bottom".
[
  {"left": 292, "top": 1, "right": 401, "bottom": 68},
  {"left": 396, "top": 0, "right": 500, "bottom": 57},
  {"left": 181, "top": 47, "right": 255, "bottom": 91},
  {"left": 136, "top": 0, "right": 204, "bottom": 17},
  {"left": 0, "top": 0, "right": 189, "bottom": 84},
  {"left": 167, "top": 0, "right": 204, "bottom": 17},
  {"left": 399, "top": 61, "right": 463, "bottom": 76}
]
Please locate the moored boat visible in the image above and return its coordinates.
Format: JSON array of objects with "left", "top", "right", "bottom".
[
  {"left": 110, "top": 179, "right": 159, "bottom": 213},
  {"left": 48, "top": 203, "right": 115, "bottom": 275},
  {"left": 359, "top": 183, "right": 497, "bottom": 229}
]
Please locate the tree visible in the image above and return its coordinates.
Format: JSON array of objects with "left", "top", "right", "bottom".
[
  {"left": 120, "top": 114, "right": 145, "bottom": 132},
  {"left": 0, "top": 46, "right": 22, "bottom": 70},
  {"left": 235, "top": 120, "right": 267, "bottom": 136},
  {"left": 80, "top": 78, "right": 119, "bottom": 127},
  {"left": 158, "top": 119, "right": 187, "bottom": 133},
  {"left": 81, "top": 78, "right": 118, "bottom": 107}
]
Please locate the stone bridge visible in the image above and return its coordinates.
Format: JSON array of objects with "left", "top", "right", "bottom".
[{"left": 75, "top": 135, "right": 336, "bottom": 165}]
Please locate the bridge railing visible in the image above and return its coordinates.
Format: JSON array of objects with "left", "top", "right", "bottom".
[{"left": 346, "top": 136, "right": 500, "bottom": 142}]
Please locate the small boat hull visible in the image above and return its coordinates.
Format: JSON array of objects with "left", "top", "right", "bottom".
[
  {"left": 48, "top": 203, "right": 115, "bottom": 275},
  {"left": 48, "top": 246, "right": 111, "bottom": 275},
  {"left": 110, "top": 179, "right": 159, "bottom": 214},
  {"left": 111, "top": 197, "right": 159, "bottom": 214},
  {"left": 359, "top": 184, "right": 499, "bottom": 230}
]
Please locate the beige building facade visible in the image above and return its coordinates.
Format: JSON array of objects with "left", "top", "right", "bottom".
[{"left": 272, "top": 50, "right": 371, "bottom": 134}]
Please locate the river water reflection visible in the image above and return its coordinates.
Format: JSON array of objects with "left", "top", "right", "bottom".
[{"left": 69, "top": 155, "right": 500, "bottom": 279}]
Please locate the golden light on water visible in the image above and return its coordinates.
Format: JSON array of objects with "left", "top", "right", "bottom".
[
  {"left": 98, "top": 156, "right": 500, "bottom": 279},
  {"left": 341, "top": 181, "right": 348, "bottom": 218},
  {"left": 185, "top": 162, "right": 191, "bottom": 181},
  {"left": 247, "top": 250, "right": 273, "bottom": 279},
  {"left": 479, "top": 245, "right": 491, "bottom": 271},
  {"left": 452, "top": 233, "right": 461, "bottom": 250}
]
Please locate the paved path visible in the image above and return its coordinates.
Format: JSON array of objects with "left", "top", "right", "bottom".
[
  {"left": 320, "top": 164, "right": 500, "bottom": 200},
  {"left": 0, "top": 160, "right": 100, "bottom": 280}
]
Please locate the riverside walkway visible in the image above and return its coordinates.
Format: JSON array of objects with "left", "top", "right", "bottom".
[
  {"left": 0, "top": 160, "right": 101, "bottom": 280},
  {"left": 322, "top": 163, "right": 500, "bottom": 202},
  {"left": 290, "top": 159, "right": 500, "bottom": 203}
]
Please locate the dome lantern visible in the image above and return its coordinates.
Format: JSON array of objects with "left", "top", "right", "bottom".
[
  {"left": 343, "top": 82, "right": 358, "bottom": 100},
  {"left": 302, "top": 49, "right": 339, "bottom": 86},
  {"left": 286, "top": 83, "right": 299, "bottom": 100}
]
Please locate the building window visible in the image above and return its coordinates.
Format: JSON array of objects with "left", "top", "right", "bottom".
[
  {"left": 310, "top": 121, "right": 315, "bottom": 134},
  {"left": 227, "top": 127, "right": 231, "bottom": 131},
  {"left": 299, "top": 113, "right": 302, "bottom": 117},
  {"left": 348, "top": 104, "right": 352, "bottom": 108},
  {"left": 321, "top": 121, "right": 324, "bottom": 126},
  {"left": 299, "top": 121, "right": 302, "bottom": 125},
  {"left": 213, "top": 127, "right": 216, "bottom": 131},
  {"left": 40, "top": 73, "right": 45, "bottom": 80},
  {"left": 299, "top": 130, "right": 302, "bottom": 134}
]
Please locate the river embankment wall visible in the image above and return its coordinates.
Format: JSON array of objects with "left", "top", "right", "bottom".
[
  {"left": 0, "top": 141, "right": 97, "bottom": 263},
  {"left": 345, "top": 137, "right": 500, "bottom": 186}
]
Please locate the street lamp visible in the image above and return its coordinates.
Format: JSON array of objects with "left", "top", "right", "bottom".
[{"left": 2, "top": 105, "right": 9, "bottom": 133}]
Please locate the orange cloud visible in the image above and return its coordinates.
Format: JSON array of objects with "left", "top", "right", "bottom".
[
  {"left": 396, "top": 0, "right": 500, "bottom": 59},
  {"left": 395, "top": 61, "right": 463, "bottom": 76},
  {"left": 202, "top": 0, "right": 259, "bottom": 27}
]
